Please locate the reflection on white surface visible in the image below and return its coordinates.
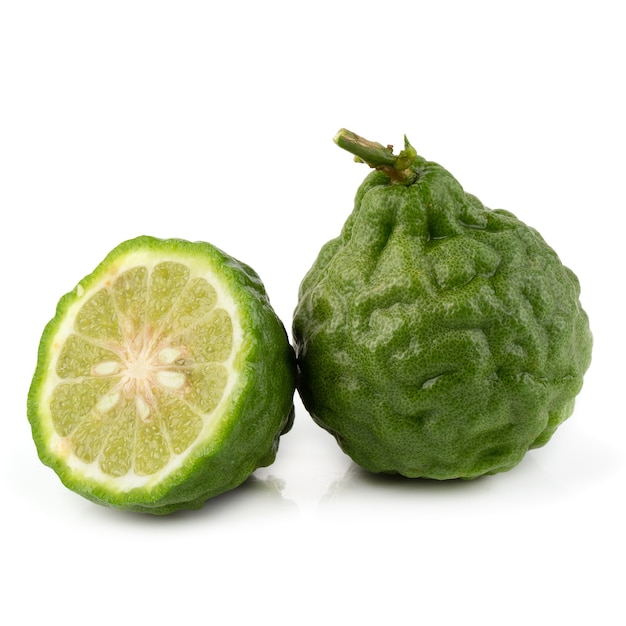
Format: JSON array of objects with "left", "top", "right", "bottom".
[
  {"left": 176, "top": 473, "right": 299, "bottom": 522},
  {"left": 319, "top": 461, "right": 491, "bottom": 509},
  {"left": 316, "top": 421, "right": 621, "bottom": 515}
]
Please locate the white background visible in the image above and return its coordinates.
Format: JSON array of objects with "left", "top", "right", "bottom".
[{"left": 1, "top": 1, "right": 624, "bottom": 624}]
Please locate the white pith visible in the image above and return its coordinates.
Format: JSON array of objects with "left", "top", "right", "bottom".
[{"left": 39, "top": 248, "right": 244, "bottom": 492}]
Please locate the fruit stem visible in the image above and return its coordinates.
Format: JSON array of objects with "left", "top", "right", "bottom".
[{"left": 333, "top": 129, "right": 418, "bottom": 185}]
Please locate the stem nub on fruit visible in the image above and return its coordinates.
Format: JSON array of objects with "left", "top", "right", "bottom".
[{"left": 333, "top": 128, "right": 418, "bottom": 185}]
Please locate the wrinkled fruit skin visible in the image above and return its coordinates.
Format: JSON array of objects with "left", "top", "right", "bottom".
[{"left": 293, "top": 162, "right": 592, "bottom": 479}]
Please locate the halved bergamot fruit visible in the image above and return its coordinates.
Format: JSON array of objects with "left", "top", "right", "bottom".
[{"left": 28, "top": 236, "right": 295, "bottom": 514}]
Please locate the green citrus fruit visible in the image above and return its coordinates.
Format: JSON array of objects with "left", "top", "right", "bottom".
[
  {"left": 293, "top": 129, "right": 592, "bottom": 480},
  {"left": 28, "top": 236, "right": 295, "bottom": 514}
]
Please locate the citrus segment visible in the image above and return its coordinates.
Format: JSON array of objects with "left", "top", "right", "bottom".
[
  {"left": 183, "top": 308, "right": 233, "bottom": 362},
  {"left": 155, "top": 390, "right": 203, "bottom": 455},
  {"left": 99, "top": 397, "right": 135, "bottom": 476},
  {"left": 56, "top": 334, "right": 122, "bottom": 379},
  {"left": 50, "top": 378, "right": 116, "bottom": 436},
  {"left": 185, "top": 364, "right": 229, "bottom": 413},
  {"left": 110, "top": 266, "right": 148, "bottom": 335},
  {"left": 162, "top": 277, "right": 218, "bottom": 336},
  {"left": 74, "top": 288, "right": 122, "bottom": 342},
  {"left": 146, "top": 262, "right": 190, "bottom": 325},
  {"left": 134, "top": 417, "right": 170, "bottom": 476},
  {"left": 71, "top": 411, "right": 113, "bottom": 463}
]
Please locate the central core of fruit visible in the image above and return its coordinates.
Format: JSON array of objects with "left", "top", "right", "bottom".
[{"left": 93, "top": 330, "right": 189, "bottom": 422}]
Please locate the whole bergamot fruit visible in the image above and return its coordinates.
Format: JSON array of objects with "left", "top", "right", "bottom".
[
  {"left": 293, "top": 129, "right": 592, "bottom": 479},
  {"left": 28, "top": 236, "right": 295, "bottom": 514}
]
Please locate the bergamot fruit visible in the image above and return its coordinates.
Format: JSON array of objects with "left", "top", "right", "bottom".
[
  {"left": 293, "top": 129, "right": 592, "bottom": 479},
  {"left": 28, "top": 236, "right": 295, "bottom": 514}
]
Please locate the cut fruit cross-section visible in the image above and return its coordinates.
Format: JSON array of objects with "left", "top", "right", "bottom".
[{"left": 28, "top": 236, "right": 296, "bottom": 514}]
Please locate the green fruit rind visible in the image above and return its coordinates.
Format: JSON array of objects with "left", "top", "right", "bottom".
[
  {"left": 28, "top": 236, "right": 296, "bottom": 514},
  {"left": 293, "top": 142, "right": 592, "bottom": 480}
]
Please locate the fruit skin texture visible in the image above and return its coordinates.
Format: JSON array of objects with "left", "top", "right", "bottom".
[
  {"left": 293, "top": 137, "right": 592, "bottom": 480},
  {"left": 28, "top": 236, "right": 296, "bottom": 514}
]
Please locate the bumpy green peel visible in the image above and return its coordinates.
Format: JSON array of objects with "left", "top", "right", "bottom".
[{"left": 293, "top": 130, "right": 592, "bottom": 479}]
